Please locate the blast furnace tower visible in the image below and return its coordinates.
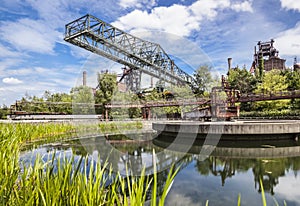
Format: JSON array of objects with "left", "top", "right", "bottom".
[{"left": 252, "top": 39, "right": 286, "bottom": 72}]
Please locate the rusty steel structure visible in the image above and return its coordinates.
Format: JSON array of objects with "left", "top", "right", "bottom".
[
  {"left": 9, "top": 89, "right": 300, "bottom": 120},
  {"left": 9, "top": 17, "right": 300, "bottom": 121},
  {"left": 238, "top": 90, "right": 300, "bottom": 102},
  {"left": 64, "top": 14, "right": 193, "bottom": 92},
  {"left": 252, "top": 39, "right": 286, "bottom": 72},
  {"left": 209, "top": 75, "right": 240, "bottom": 120},
  {"left": 294, "top": 57, "right": 300, "bottom": 72}
]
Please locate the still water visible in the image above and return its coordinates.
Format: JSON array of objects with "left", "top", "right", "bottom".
[{"left": 20, "top": 133, "right": 300, "bottom": 206}]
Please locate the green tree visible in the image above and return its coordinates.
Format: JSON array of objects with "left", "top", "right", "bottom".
[
  {"left": 254, "top": 69, "right": 289, "bottom": 111},
  {"left": 0, "top": 105, "right": 8, "bottom": 119},
  {"left": 256, "top": 56, "right": 264, "bottom": 80},
  {"left": 227, "top": 67, "right": 257, "bottom": 111},
  {"left": 71, "top": 85, "right": 94, "bottom": 114},
  {"left": 94, "top": 72, "right": 117, "bottom": 117},
  {"left": 144, "top": 89, "right": 165, "bottom": 118},
  {"left": 283, "top": 69, "right": 300, "bottom": 109},
  {"left": 43, "top": 91, "right": 72, "bottom": 114},
  {"left": 110, "top": 91, "right": 141, "bottom": 119},
  {"left": 193, "top": 65, "right": 213, "bottom": 96},
  {"left": 255, "top": 69, "right": 288, "bottom": 93},
  {"left": 227, "top": 67, "right": 257, "bottom": 94},
  {"left": 166, "top": 85, "right": 196, "bottom": 117},
  {"left": 18, "top": 95, "right": 47, "bottom": 113},
  {"left": 168, "top": 85, "right": 194, "bottom": 99},
  {"left": 283, "top": 69, "right": 300, "bottom": 91}
]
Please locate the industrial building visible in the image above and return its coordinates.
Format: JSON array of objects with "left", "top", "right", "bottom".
[
  {"left": 294, "top": 57, "right": 300, "bottom": 72},
  {"left": 251, "top": 39, "right": 286, "bottom": 73}
]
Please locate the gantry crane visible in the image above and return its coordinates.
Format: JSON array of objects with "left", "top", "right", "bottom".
[
  {"left": 63, "top": 14, "right": 244, "bottom": 120},
  {"left": 64, "top": 14, "right": 193, "bottom": 92}
]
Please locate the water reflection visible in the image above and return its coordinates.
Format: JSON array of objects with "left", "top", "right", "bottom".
[
  {"left": 153, "top": 134, "right": 300, "bottom": 205},
  {"left": 154, "top": 132, "right": 300, "bottom": 195},
  {"left": 20, "top": 133, "right": 300, "bottom": 205}
]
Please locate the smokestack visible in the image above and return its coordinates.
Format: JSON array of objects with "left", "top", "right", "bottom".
[
  {"left": 83, "top": 71, "right": 87, "bottom": 86},
  {"left": 227, "top": 58, "right": 232, "bottom": 71}
]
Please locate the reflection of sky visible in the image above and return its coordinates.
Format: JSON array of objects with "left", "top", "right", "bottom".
[
  {"left": 20, "top": 147, "right": 74, "bottom": 163},
  {"left": 274, "top": 172, "right": 300, "bottom": 205},
  {"left": 20, "top": 141, "right": 300, "bottom": 205},
  {"left": 166, "top": 160, "right": 300, "bottom": 206}
]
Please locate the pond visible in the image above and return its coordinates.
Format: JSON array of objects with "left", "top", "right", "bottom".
[{"left": 20, "top": 132, "right": 300, "bottom": 206}]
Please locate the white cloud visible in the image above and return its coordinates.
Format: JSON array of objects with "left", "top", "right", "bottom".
[
  {"left": 6, "top": 68, "right": 34, "bottom": 76},
  {"left": 119, "top": 0, "right": 157, "bottom": 9},
  {"left": 2, "top": 77, "right": 23, "bottom": 84},
  {"left": 0, "top": 44, "right": 23, "bottom": 58},
  {"left": 34, "top": 67, "right": 50, "bottom": 74},
  {"left": 275, "top": 22, "right": 300, "bottom": 56},
  {"left": 112, "top": 3, "right": 203, "bottom": 37},
  {"left": 133, "top": 31, "right": 212, "bottom": 71},
  {"left": 274, "top": 174, "right": 300, "bottom": 205},
  {"left": 24, "top": 0, "right": 126, "bottom": 28},
  {"left": 69, "top": 45, "right": 91, "bottom": 59},
  {"left": 0, "top": 64, "right": 80, "bottom": 105},
  {"left": 189, "top": 0, "right": 231, "bottom": 21},
  {"left": 119, "top": 0, "right": 138, "bottom": 8},
  {"left": 0, "top": 18, "right": 60, "bottom": 54},
  {"left": 0, "top": 58, "right": 24, "bottom": 74},
  {"left": 25, "top": 0, "right": 77, "bottom": 28},
  {"left": 280, "top": 0, "right": 300, "bottom": 12},
  {"left": 232, "top": 1, "right": 253, "bottom": 12},
  {"left": 113, "top": 0, "right": 253, "bottom": 37},
  {"left": 166, "top": 192, "right": 199, "bottom": 206}
]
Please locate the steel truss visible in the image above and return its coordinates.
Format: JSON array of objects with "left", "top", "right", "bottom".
[{"left": 64, "top": 14, "right": 193, "bottom": 91}]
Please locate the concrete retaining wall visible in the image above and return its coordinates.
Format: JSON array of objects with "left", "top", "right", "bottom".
[{"left": 153, "top": 120, "right": 300, "bottom": 135}]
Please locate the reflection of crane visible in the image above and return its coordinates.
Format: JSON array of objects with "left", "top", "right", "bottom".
[{"left": 64, "top": 14, "right": 193, "bottom": 92}]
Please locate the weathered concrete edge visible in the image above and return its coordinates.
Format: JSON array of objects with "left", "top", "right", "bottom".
[{"left": 152, "top": 120, "right": 300, "bottom": 135}]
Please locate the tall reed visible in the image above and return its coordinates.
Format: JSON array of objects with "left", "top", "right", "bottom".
[
  {"left": 0, "top": 122, "right": 287, "bottom": 205},
  {"left": 1, "top": 150, "right": 178, "bottom": 205},
  {"left": 0, "top": 138, "right": 20, "bottom": 205},
  {"left": 0, "top": 123, "right": 178, "bottom": 205},
  {"left": 0, "top": 122, "right": 75, "bottom": 144}
]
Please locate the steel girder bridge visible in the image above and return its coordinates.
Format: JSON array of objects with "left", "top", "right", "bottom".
[{"left": 64, "top": 14, "right": 193, "bottom": 92}]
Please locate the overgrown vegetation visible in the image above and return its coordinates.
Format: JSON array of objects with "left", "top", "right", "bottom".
[
  {"left": 228, "top": 67, "right": 300, "bottom": 116},
  {"left": 0, "top": 121, "right": 143, "bottom": 146},
  {"left": 0, "top": 123, "right": 178, "bottom": 205},
  {"left": 0, "top": 122, "right": 75, "bottom": 144},
  {"left": 0, "top": 122, "right": 289, "bottom": 205},
  {"left": 5, "top": 66, "right": 300, "bottom": 120},
  {"left": 6, "top": 67, "right": 215, "bottom": 120},
  {"left": 240, "top": 109, "right": 300, "bottom": 119},
  {"left": 0, "top": 105, "right": 8, "bottom": 119}
]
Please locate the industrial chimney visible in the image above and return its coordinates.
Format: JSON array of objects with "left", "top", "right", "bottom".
[
  {"left": 83, "top": 71, "right": 87, "bottom": 86},
  {"left": 227, "top": 58, "right": 232, "bottom": 72}
]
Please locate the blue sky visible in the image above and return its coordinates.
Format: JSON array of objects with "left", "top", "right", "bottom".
[{"left": 0, "top": 0, "right": 300, "bottom": 106}]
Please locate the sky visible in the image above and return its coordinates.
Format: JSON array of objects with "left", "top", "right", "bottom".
[{"left": 1, "top": 0, "right": 300, "bottom": 106}]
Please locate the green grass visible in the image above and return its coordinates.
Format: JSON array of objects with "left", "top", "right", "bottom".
[
  {"left": 0, "top": 121, "right": 144, "bottom": 146},
  {"left": 66, "top": 121, "right": 143, "bottom": 139},
  {"left": 97, "top": 121, "right": 143, "bottom": 134},
  {"left": 240, "top": 109, "right": 300, "bottom": 119},
  {"left": 0, "top": 122, "right": 75, "bottom": 144},
  {"left": 0, "top": 122, "right": 177, "bottom": 206},
  {"left": 0, "top": 122, "right": 288, "bottom": 205}
]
